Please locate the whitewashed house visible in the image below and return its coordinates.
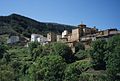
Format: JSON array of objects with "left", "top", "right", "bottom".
[
  {"left": 62, "top": 30, "right": 68, "bottom": 38},
  {"left": 7, "top": 36, "right": 19, "bottom": 44},
  {"left": 31, "top": 34, "right": 48, "bottom": 45}
]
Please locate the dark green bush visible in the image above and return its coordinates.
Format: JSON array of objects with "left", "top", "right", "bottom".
[
  {"left": 79, "top": 72, "right": 107, "bottom": 81},
  {"left": 28, "top": 55, "right": 66, "bottom": 81},
  {"left": 75, "top": 50, "right": 88, "bottom": 60},
  {"left": 64, "top": 60, "right": 92, "bottom": 81}
]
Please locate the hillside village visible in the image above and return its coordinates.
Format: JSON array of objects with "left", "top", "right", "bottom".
[
  {"left": 0, "top": 14, "right": 120, "bottom": 81},
  {"left": 7, "top": 23, "right": 120, "bottom": 52},
  {"left": 2, "top": 22, "right": 120, "bottom": 81},
  {"left": 1, "top": 0, "right": 120, "bottom": 80}
]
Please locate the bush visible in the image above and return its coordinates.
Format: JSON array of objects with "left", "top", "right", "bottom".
[
  {"left": 0, "top": 62, "right": 15, "bottom": 81},
  {"left": 90, "top": 39, "right": 107, "bottom": 70},
  {"left": 0, "top": 43, "right": 7, "bottom": 59},
  {"left": 28, "top": 42, "right": 43, "bottom": 60},
  {"left": 79, "top": 72, "right": 107, "bottom": 81},
  {"left": 105, "top": 35, "right": 120, "bottom": 81},
  {"left": 28, "top": 55, "right": 66, "bottom": 81},
  {"left": 106, "top": 46, "right": 120, "bottom": 81},
  {"left": 51, "top": 42, "right": 74, "bottom": 63},
  {"left": 75, "top": 42, "right": 85, "bottom": 52},
  {"left": 64, "top": 60, "right": 91, "bottom": 81},
  {"left": 75, "top": 50, "right": 88, "bottom": 60}
]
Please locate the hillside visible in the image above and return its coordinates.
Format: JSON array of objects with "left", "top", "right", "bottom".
[{"left": 0, "top": 13, "right": 75, "bottom": 38}]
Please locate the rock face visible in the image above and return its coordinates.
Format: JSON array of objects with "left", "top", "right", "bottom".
[{"left": 0, "top": 13, "right": 75, "bottom": 38}]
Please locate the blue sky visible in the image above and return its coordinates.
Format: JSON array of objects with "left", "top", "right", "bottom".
[{"left": 0, "top": 0, "right": 120, "bottom": 30}]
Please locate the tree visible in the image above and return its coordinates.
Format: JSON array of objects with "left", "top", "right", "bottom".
[
  {"left": 64, "top": 60, "right": 91, "bottom": 81},
  {"left": 28, "top": 42, "right": 42, "bottom": 60},
  {"left": 28, "top": 55, "right": 66, "bottom": 81},
  {"left": 0, "top": 43, "right": 7, "bottom": 59},
  {"left": 28, "top": 42, "right": 53, "bottom": 61},
  {"left": 28, "top": 42, "right": 40, "bottom": 55},
  {"left": 75, "top": 50, "right": 88, "bottom": 60},
  {"left": 0, "top": 61, "right": 15, "bottom": 81},
  {"left": 10, "top": 60, "right": 23, "bottom": 81},
  {"left": 79, "top": 72, "right": 108, "bottom": 81},
  {"left": 75, "top": 42, "right": 85, "bottom": 52},
  {"left": 51, "top": 42, "right": 74, "bottom": 63},
  {"left": 106, "top": 46, "right": 120, "bottom": 81},
  {"left": 90, "top": 39, "right": 107, "bottom": 70},
  {"left": 2, "top": 53, "right": 11, "bottom": 63},
  {"left": 105, "top": 35, "right": 120, "bottom": 81},
  {"left": 7, "top": 46, "right": 32, "bottom": 81},
  {"left": 106, "top": 35, "right": 120, "bottom": 53},
  {"left": 32, "top": 45, "right": 43, "bottom": 60}
]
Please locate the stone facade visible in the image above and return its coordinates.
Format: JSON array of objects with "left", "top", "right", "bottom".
[
  {"left": 57, "top": 35, "right": 62, "bottom": 42},
  {"left": 7, "top": 36, "right": 19, "bottom": 44},
  {"left": 71, "top": 28, "right": 81, "bottom": 42},
  {"left": 47, "top": 32, "right": 56, "bottom": 42},
  {"left": 33, "top": 24, "right": 120, "bottom": 51}
]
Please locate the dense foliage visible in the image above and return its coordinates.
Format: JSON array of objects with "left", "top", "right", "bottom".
[
  {"left": 29, "top": 55, "right": 66, "bottom": 81},
  {"left": 51, "top": 42, "right": 74, "bottom": 63},
  {"left": 64, "top": 60, "right": 91, "bottom": 81},
  {"left": 75, "top": 42, "right": 85, "bottom": 52},
  {"left": 90, "top": 39, "right": 107, "bottom": 70},
  {"left": 105, "top": 35, "right": 120, "bottom": 81},
  {"left": 0, "top": 43, "right": 7, "bottom": 59},
  {"left": 0, "top": 14, "right": 75, "bottom": 37},
  {"left": 0, "top": 35, "right": 120, "bottom": 81}
]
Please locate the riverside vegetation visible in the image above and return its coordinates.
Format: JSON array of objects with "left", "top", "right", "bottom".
[{"left": 0, "top": 35, "right": 120, "bottom": 81}]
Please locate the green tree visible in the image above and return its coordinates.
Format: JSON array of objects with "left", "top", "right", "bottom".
[
  {"left": 106, "top": 35, "right": 120, "bottom": 53},
  {"left": 28, "top": 55, "right": 66, "bottom": 81},
  {"left": 28, "top": 42, "right": 40, "bottom": 55},
  {"left": 2, "top": 53, "right": 11, "bottom": 63},
  {"left": 105, "top": 35, "right": 120, "bottom": 81},
  {"left": 64, "top": 60, "right": 91, "bottom": 81},
  {"left": 106, "top": 46, "right": 120, "bottom": 81},
  {"left": 0, "top": 61, "right": 15, "bottom": 81},
  {"left": 75, "top": 42, "right": 85, "bottom": 52},
  {"left": 10, "top": 60, "right": 23, "bottom": 81},
  {"left": 32, "top": 45, "right": 43, "bottom": 60},
  {"left": 0, "top": 43, "right": 7, "bottom": 59},
  {"left": 79, "top": 72, "right": 107, "bottom": 81},
  {"left": 75, "top": 50, "right": 88, "bottom": 60},
  {"left": 28, "top": 42, "right": 42, "bottom": 60},
  {"left": 51, "top": 42, "right": 74, "bottom": 63},
  {"left": 28, "top": 42, "right": 52, "bottom": 61},
  {"left": 90, "top": 39, "right": 107, "bottom": 70}
]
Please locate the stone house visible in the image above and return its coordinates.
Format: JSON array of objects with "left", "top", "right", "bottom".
[
  {"left": 57, "top": 35, "right": 62, "bottom": 42},
  {"left": 7, "top": 36, "right": 19, "bottom": 44},
  {"left": 47, "top": 32, "right": 56, "bottom": 42},
  {"left": 31, "top": 34, "right": 48, "bottom": 45}
]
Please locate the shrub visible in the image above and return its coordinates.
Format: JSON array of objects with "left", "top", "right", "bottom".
[
  {"left": 64, "top": 60, "right": 91, "bottom": 81},
  {"left": 79, "top": 72, "right": 107, "bottom": 81},
  {"left": 51, "top": 42, "right": 74, "bottom": 63},
  {"left": 90, "top": 39, "right": 107, "bottom": 70},
  {"left": 75, "top": 42, "right": 85, "bottom": 52},
  {"left": 75, "top": 50, "right": 88, "bottom": 60},
  {"left": 0, "top": 63, "right": 15, "bottom": 81},
  {"left": 28, "top": 55, "right": 66, "bottom": 81}
]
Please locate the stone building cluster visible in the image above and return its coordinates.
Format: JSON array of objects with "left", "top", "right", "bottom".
[
  {"left": 46, "top": 24, "right": 120, "bottom": 51},
  {"left": 29, "top": 23, "right": 120, "bottom": 50},
  {"left": 7, "top": 23, "right": 120, "bottom": 51}
]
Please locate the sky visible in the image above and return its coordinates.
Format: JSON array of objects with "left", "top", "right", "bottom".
[{"left": 0, "top": 0, "right": 120, "bottom": 30}]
